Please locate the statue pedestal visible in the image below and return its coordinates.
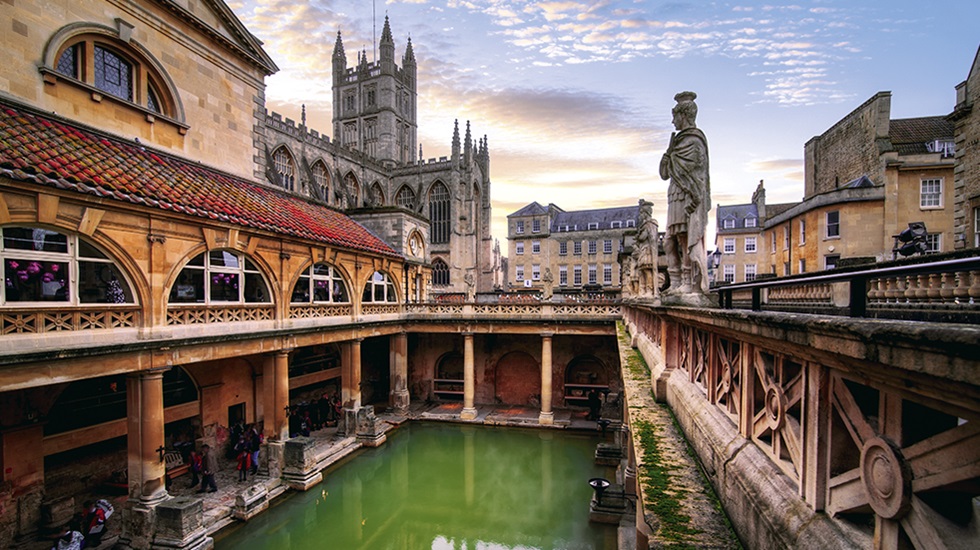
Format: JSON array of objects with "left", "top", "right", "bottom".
[{"left": 660, "top": 292, "right": 717, "bottom": 308}]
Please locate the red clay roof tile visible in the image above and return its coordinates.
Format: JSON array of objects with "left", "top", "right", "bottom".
[{"left": 0, "top": 101, "right": 399, "bottom": 259}]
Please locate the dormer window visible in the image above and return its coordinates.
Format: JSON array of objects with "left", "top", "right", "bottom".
[
  {"left": 723, "top": 218, "right": 735, "bottom": 229},
  {"left": 745, "top": 217, "right": 757, "bottom": 228}
]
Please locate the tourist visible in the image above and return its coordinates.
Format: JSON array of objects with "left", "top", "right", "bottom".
[
  {"left": 246, "top": 425, "right": 261, "bottom": 476},
  {"left": 586, "top": 389, "right": 602, "bottom": 421},
  {"left": 50, "top": 528, "right": 84, "bottom": 550},
  {"left": 198, "top": 444, "right": 218, "bottom": 493},
  {"left": 187, "top": 450, "right": 203, "bottom": 488},
  {"left": 235, "top": 436, "right": 250, "bottom": 482},
  {"left": 81, "top": 499, "right": 106, "bottom": 547}
]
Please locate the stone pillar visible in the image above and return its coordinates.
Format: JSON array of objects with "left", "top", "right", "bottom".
[
  {"left": 390, "top": 332, "right": 410, "bottom": 413},
  {"left": 282, "top": 437, "right": 323, "bottom": 491},
  {"left": 152, "top": 497, "right": 212, "bottom": 550},
  {"left": 539, "top": 333, "right": 554, "bottom": 425},
  {"left": 126, "top": 369, "right": 168, "bottom": 506},
  {"left": 263, "top": 351, "right": 290, "bottom": 441},
  {"left": 344, "top": 339, "right": 363, "bottom": 409},
  {"left": 460, "top": 332, "right": 477, "bottom": 420}
]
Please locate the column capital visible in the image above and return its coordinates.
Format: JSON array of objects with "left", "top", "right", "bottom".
[
  {"left": 462, "top": 331, "right": 474, "bottom": 337},
  {"left": 540, "top": 332, "right": 554, "bottom": 339}
]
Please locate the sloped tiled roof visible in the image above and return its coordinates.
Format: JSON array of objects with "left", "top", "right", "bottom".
[
  {"left": 716, "top": 203, "right": 758, "bottom": 232},
  {"left": 0, "top": 101, "right": 399, "bottom": 258},
  {"left": 890, "top": 116, "right": 954, "bottom": 156},
  {"left": 508, "top": 201, "right": 549, "bottom": 217},
  {"left": 552, "top": 205, "right": 639, "bottom": 231}
]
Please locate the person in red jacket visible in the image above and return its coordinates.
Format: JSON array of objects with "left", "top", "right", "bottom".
[{"left": 81, "top": 500, "right": 106, "bottom": 546}]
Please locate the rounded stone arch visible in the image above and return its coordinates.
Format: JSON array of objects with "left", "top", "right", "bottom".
[
  {"left": 270, "top": 144, "right": 298, "bottom": 191},
  {"left": 435, "top": 351, "right": 464, "bottom": 380},
  {"left": 494, "top": 350, "right": 540, "bottom": 406},
  {"left": 43, "top": 365, "right": 199, "bottom": 436},
  {"left": 343, "top": 171, "right": 361, "bottom": 207},
  {"left": 165, "top": 245, "right": 278, "bottom": 305},
  {"left": 41, "top": 22, "right": 186, "bottom": 122},
  {"left": 565, "top": 355, "right": 610, "bottom": 387},
  {"left": 369, "top": 181, "right": 386, "bottom": 206},
  {"left": 360, "top": 269, "right": 399, "bottom": 303},
  {"left": 0, "top": 221, "right": 147, "bottom": 307},
  {"left": 309, "top": 158, "right": 331, "bottom": 203},
  {"left": 287, "top": 260, "right": 353, "bottom": 303},
  {"left": 395, "top": 184, "right": 417, "bottom": 209}
]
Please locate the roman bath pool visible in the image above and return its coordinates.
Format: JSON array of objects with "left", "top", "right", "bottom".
[{"left": 215, "top": 422, "right": 618, "bottom": 549}]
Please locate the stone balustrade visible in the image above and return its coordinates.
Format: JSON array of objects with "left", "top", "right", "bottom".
[{"left": 623, "top": 303, "right": 980, "bottom": 549}]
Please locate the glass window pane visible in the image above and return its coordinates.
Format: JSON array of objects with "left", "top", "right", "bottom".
[
  {"left": 374, "top": 282, "right": 384, "bottom": 302},
  {"left": 292, "top": 276, "right": 311, "bottom": 303},
  {"left": 79, "top": 261, "right": 133, "bottom": 303},
  {"left": 210, "top": 272, "right": 240, "bottom": 302},
  {"left": 94, "top": 45, "right": 133, "bottom": 101},
  {"left": 187, "top": 253, "right": 205, "bottom": 267},
  {"left": 3, "top": 228, "right": 68, "bottom": 253},
  {"left": 313, "top": 263, "right": 332, "bottom": 276},
  {"left": 313, "top": 278, "right": 331, "bottom": 302},
  {"left": 386, "top": 281, "right": 396, "bottom": 302},
  {"left": 332, "top": 279, "right": 349, "bottom": 302},
  {"left": 56, "top": 45, "right": 78, "bottom": 77},
  {"left": 78, "top": 240, "right": 109, "bottom": 259},
  {"left": 170, "top": 269, "right": 204, "bottom": 303},
  {"left": 4, "top": 258, "right": 69, "bottom": 302},
  {"left": 210, "top": 251, "right": 240, "bottom": 269},
  {"left": 244, "top": 272, "right": 269, "bottom": 303}
]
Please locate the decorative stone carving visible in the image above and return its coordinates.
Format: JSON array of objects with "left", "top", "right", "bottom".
[
  {"left": 860, "top": 437, "right": 912, "bottom": 520},
  {"left": 632, "top": 199, "right": 659, "bottom": 301},
  {"left": 659, "top": 91, "right": 714, "bottom": 306},
  {"left": 541, "top": 267, "right": 554, "bottom": 300}
]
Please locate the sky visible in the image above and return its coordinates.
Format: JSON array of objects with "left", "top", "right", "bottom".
[{"left": 227, "top": 0, "right": 980, "bottom": 247}]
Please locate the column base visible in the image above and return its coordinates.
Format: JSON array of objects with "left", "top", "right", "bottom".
[
  {"left": 460, "top": 407, "right": 478, "bottom": 420},
  {"left": 539, "top": 411, "right": 555, "bottom": 425}
]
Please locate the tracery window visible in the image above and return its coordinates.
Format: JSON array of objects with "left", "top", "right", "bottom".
[
  {"left": 430, "top": 181, "right": 450, "bottom": 244},
  {"left": 1, "top": 226, "right": 135, "bottom": 305},
  {"left": 345, "top": 173, "right": 359, "bottom": 207},
  {"left": 272, "top": 147, "right": 295, "bottom": 190},
  {"left": 432, "top": 258, "right": 450, "bottom": 286},
  {"left": 362, "top": 271, "right": 397, "bottom": 303},
  {"left": 311, "top": 161, "right": 330, "bottom": 202},
  {"left": 51, "top": 35, "right": 174, "bottom": 117},
  {"left": 291, "top": 263, "right": 349, "bottom": 303},
  {"left": 370, "top": 183, "right": 385, "bottom": 206},
  {"left": 169, "top": 250, "right": 271, "bottom": 304},
  {"left": 396, "top": 186, "right": 416, "bottom": 209}
]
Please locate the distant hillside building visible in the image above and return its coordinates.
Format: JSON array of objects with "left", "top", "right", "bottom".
[{"left": 507, "top": 202, "right": 639, "bottom": 291}]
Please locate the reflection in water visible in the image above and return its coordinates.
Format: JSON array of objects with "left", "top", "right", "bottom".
[{"left": 215, "top": 423, "right": 616, "bottom": 549}]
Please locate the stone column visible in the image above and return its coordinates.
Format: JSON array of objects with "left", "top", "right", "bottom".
[
  {"left": 460, "top": 332, "right": 477, "bottom": 420},
  {"left": 126, "top": 370, "right": 168, "bottom": 505},
  {"left": 263, "top": 351, "right": 290, "bottom": 441},
  {"left": 539, "top": 333, "right": 554, "bottom": 425},
  {"left": 390, "top": 332, "right": 410, "bottom": 413},
  {"left": 348, "top": 338, "right": 363, "bottom": 409}
]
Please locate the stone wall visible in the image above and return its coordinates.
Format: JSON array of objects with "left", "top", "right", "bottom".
[
  {"left": 952, "top": 49, "right": 980, "bottom": 249},
  {"left": 804, "top": 92, "right": 890, "bottom": 199}
]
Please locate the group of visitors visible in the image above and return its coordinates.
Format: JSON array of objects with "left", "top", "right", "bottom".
[
  {"left": 51, "top": 499, "right": 113, "bottom": 550},
  {"left": 234, "top": 425, "right": 262, "bottom": 482},
  {"left": 288, "top": 393, "right": 341, "bottom": 437}
]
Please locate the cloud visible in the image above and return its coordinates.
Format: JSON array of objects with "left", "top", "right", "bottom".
[{"left": 749, "top": 159, "right": 803, "bottom": 172}]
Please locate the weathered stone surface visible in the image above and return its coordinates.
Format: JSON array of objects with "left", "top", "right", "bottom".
[
  {"left": 151, "top": 497, "right": 212, "bottom": 550},
  {"left": 233, "top": 485, "right": 269, "bottom": 522},
  {"left": 282, "top": 437, "right": 323, "bottom": 491}
]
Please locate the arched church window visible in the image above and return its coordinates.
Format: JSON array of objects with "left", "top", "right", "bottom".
[
  {"left": 396, "top": 186, "right": 416, "bottom": 209},
  {"left": 345, "top": 173, "right": 360, "bottom": 207},
  {"left": 311, "top": 161, "right": 330, "bottom": 203},
  {"left": 1, "top": 226, "right": 135, "bottom": 306},
  {"left": 370, "top": 183, "right": 385, "bottom": 206},
  {"left": 430, "top": 181, "right": 450, "bottom": 244},
  {"left": 272, "top": 147, "right": 296, "bottom": 190},
  {"left": 290, "top": 263, "right": 349, "bottom": 303},
  {"left": 169, "top": 250, "right": 271, "bottom": 305},
  {"left": 362, "top": 271, "right": 397, "bottom": 303},
  {"left": 432, "top": 258, "right": 450, "bottom": 286},
  {"left": 49, "top": 34, "right": 177, "bottom": 118}
]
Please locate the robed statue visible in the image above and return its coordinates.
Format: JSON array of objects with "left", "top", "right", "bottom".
[{"left": 660, "top": 91, "right": 711, "bottom": 299}]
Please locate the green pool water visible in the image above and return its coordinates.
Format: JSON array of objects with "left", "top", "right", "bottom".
[{"left": 215, "top": 422, "right": 617, "bottom": 549}]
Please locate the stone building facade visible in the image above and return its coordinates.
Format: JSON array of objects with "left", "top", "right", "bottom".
[
  {"left": 716, "top": 92, "right": 957, "bottom": 280},
  {"left": 506, "top": 202, "right": 639, "bottom": 292},
  {"left": 951, "top": 46, "right": 980, "bottom": 250}
]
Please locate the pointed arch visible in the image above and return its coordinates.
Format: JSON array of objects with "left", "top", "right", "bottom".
[
  {"left": 429, "top": 180, "right": 450, "bottom": 244},
  {"left": 310, "top": 160, "right": 330, "bottom": 203},
  {"left": 395, "top": 185, "right": 417, "bottom": 209},
  {"left": 432, "top": 257, "right": 450, "bottom": 286},
  {"left": 344, "top": 172, "right": 360, "bottom": 208},
  {"left": 370, "top": 181, "right": 385, "bottom": 206},
  {"left": 272, "top": 146, "right": 296, "bottom": 191}
]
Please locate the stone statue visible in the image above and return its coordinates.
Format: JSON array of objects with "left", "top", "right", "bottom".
[
  {"left": 541, "top": 267, "right": 554, "bottom": 300},
  {"left": 632, "top": 199, "right": 658, "bottom": 299},
  {"left": 660, "top": 91, "right": 711, "bottom": 299},
  {"left": 463, "top": 271, "right": 475, "bottom": 302}
]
